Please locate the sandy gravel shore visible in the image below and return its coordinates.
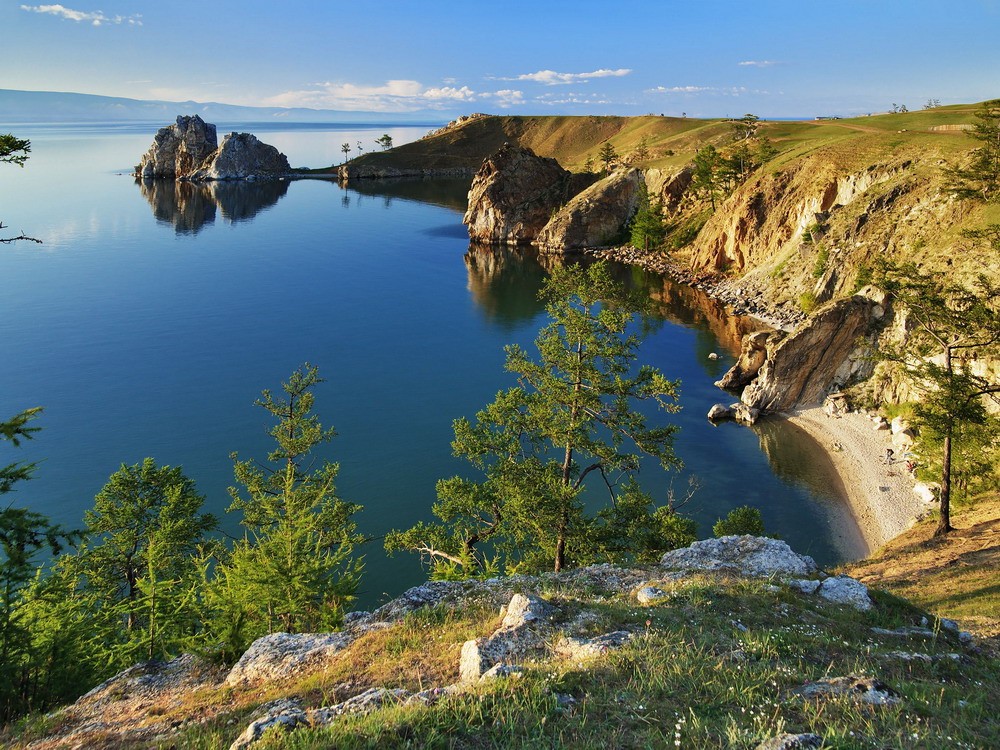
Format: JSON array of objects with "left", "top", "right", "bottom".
[{"left": 785, "top": 406, "right": 929, "bottom": 554}]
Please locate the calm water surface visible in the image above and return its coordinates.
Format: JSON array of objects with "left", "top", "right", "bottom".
[{"left": 0, "top": 123, "right": 863, "bottom": 607}]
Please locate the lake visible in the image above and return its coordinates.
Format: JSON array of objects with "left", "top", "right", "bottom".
[{"left": 0, "top": 122, "right": 864, "bottom": 608}]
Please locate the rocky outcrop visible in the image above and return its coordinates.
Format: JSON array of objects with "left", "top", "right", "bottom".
[
  {"left": 716, "top": 330, "right": 784, "bottom": 390},
  {"left": 660, "top": 535, "right": 818, "bottom": 577},
  {"left": 459, "top": 593, "right": 555, "bottom": 681},
  {"left": 533, "top": 168, "right": 643, "bottom": 252},
  {"left": 135, "top": 117, "right": 290, "bottom": 182},
  {"left": 135, "top": 115, "right": 218, "bottom": 179},
  {"left": 226, "top": 632, "right": 353, "bottom": 686},
  {"left": 463, "top": 143, "right": 580, "bottom": 245},
  {"left": 187, "top": 132, "right": 290, "bottom": 181},
  {"left": 643, "top": 166, "right": 693, "bottom": 212},
  {"left": 740, "top": 294, "right": 883, "bottom": 412}
]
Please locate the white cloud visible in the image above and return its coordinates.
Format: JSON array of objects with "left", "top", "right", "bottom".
[
  {"left": 648, "top": 85, "right": 767, "bottom": 97},
  {"left": 496, "top": 68, "right": 632, "bottom": 85},
  {"left": 738, "top": 60, "right": 779, "bottom": 67},
  {"left": 648, "top": 85, "right": 713, "bottom": 93},
  {"left": 482, "top": 89, "right": 525, "bottom": 108},
  {"left": 20, "top": 4, "right": 142, "bottom": 26},
  {"left": 264, "top": 80, "right": 485, "bottom": 112}
]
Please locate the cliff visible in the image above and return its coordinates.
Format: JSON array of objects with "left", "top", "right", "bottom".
[{"left": 10, "top": 535, "right": 996, "bottom": 749}]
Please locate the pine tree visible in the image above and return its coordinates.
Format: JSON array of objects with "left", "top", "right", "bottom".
[
  {"left": 217, "top": 365, "right": 363, "bottom": 643},
  {"left": 947, "top": 99, "right": 1000, "bottom": 202},
  {"left": 387, "top": 263, "right": 682, "bottom": 574}
]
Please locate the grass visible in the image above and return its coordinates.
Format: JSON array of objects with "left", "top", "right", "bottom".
[{"left": 143, "top": 574, "right": 1000, "bottom": 750}]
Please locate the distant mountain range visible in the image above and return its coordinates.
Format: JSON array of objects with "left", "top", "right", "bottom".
[{"left": 0, "top": 89, "right": 447, "bottom": 125}]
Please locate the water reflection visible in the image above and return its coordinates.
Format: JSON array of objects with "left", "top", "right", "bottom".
[
  {"left": 136, "top": 178, "right": 290, "bottom": 234},
  {"left": 464, "top": 243, "right": 548, "bottom": 327},
  {"left": 342, "top": 176, "right": 471, "bottom": 213}
]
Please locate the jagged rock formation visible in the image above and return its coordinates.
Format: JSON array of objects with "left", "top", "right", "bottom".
[
  {"left": 739, "top": 294, "right": 884, "bottom": 412},
  {"left": 187, "top": 132, "right": 290, "bottom": 181},
  {"left": 463, "top": 143, "right": 583, "bottom": 245},
  {"left": 135, "top": 117, "right": 289, "bottom": 181},
  {"left": 533, "top": 168, "right": 643, "bottom": 252},
  {"left": 716, "top": 329, "right": 784, "bottom": 390},
  {"left": 643, "top": 166, "right": 694, "bottom": 212},
  {"left": 135, "top": 115, "right": 218, "bottom": 179}
]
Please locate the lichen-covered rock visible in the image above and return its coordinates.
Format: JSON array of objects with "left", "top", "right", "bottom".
[
  {"left": 555, "top": 630, "right": 632, "bottom": 659},
  {"left": 188, "top": 132, "right": 290, "bottom": 181},
  {"left": 755, "top": 733, "right": 823, "bottom": 750},
  {"left": 635, "top": 585, "right": 668, "bottom": 604},
  {"left": 741, "top": 295, "right": 879, "bottom": 412},
  {"left": 135, "top": 115, "right": 218, "bottom": 179},
  {"left": 459, "top": 593, "right": 556, "bottom": 681},
  {"left": 793, "top": 674, "right": 900, "bottom": 705},
  {"left": 660, "top": 536, "right": 818, "bottom": 577},
  {"left": 533, "top": 168, "right": 643, "bottom": 252},
  {"left": 229, "top": 700, "right": 307, "bottom": 750},
  {"left": 226, "top": 632, "right": 353, "bottom": 686},
  {"left": 816, "top": 575, "right": 873, "bottom": 611},
  {"left": 463, "top": 143, "right": 578, "bottom": 245}
]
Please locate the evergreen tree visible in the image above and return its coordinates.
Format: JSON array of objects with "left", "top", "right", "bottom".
[
  {"left": 216, "top": 365, "right": 363, "bottom": 644},
  {"left": 387, "top": 263, "right": 682, "bottom": 574},
  {"left": 629, "top": 183, "right": 666, "bottom": 251},
  {"left": 598, "top": 141, "right": 618, "bottom": 174},
  {"left": 874, "top": 260, "right": 1000, "bottom": 535},
  {"left": 692, "top": 145, "right": 723, "bottom": 210},
  {"left": 75, "top": 458, "right": 216, "bottom": 661},
  {"left": 1, "top": 133, "right": 40, "bottom": 244},
  {"left": 947, "top": 98, "right": 1000, "bottom": 202}
]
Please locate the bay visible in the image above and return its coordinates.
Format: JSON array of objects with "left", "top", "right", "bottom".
[{"left": 0, "top": 123, "right": 863, "bottom": 608}]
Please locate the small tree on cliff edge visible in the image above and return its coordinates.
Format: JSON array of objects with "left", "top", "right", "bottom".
[
  {"left": 1, "top": 134, "right": 41, "bottom": 244},
  {"left": 874, "top": 259, "right": 1000, "bottom": 535},
  {"left": 386, "top": 262, "right": 683, "bottom": 574},
  {"left": 947, "top": 98, "right": 1000, "bottom": 202}
]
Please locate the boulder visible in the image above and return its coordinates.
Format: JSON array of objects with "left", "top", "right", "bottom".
[
  {"left": 533, "top": 168, "right": 643, "bottom": 252},
  {"left": 463, "top": 143, "right": 579, "bottom": 245},
  {"left": 741, "top": 295, "right": 879, "bottom": 412},
  {"left": 792, "top": 674, "right": 901, "bottom": 705},
  {"left": 754, "top": 734, "right": 823, "bottom": 750},
  {"left": 459, "top": 593, "right": 556, "bottom": 681},
  {"left": 187, "top": 132, "right": 290, "bottom": 181},
  {"left": 660, "top": 536, "right": 818, "bottom": 577},
  {"left": 135, "top": 115, "right": 218, "bottom": 179},
  {"left": 555, "top": 630, "right": 632, "bottom": 659},
  {"left": 707, "top": 403, "right": 732, "bottom": 421},
  {"left": 226, "top": 632, "right": 353, "bottom": 686},
  {"left": 816, "top": 575, "right": 873, "bottom": 611}
]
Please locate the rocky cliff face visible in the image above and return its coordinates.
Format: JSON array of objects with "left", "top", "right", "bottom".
[
  {"left": 187, "top": 132, "right": 290, "bottom": 181},
  {"left": 463, "top": 144, "right": 581, "bottom": 245},
  {"left": 533, "top": 169, "right": 642, "bottom": 253},
  {"left": 136, "top": 118, "right": 290, "bottom": 181},
  {"left": 738, "top": 294, "right": 884, "bottom": 412},
  {"left": 135, "top": 115, "right": 218, "bottom": 179}
]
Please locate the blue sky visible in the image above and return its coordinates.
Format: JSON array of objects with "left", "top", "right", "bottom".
[{"left": 4, "top": 0, "right": 998, "bottom": 117}]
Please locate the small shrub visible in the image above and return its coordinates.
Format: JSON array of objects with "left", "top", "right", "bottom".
[
  {"left": 811, "top": 246, "right": 830, "bottom": 278},
  {"left": 713, "top": 506, "right": 766, "bottom": 537},
  {"left": 799, "top": 291, "right": 818, "bottom": 313}
]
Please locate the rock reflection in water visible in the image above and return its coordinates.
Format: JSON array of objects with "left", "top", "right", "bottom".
[
  {"left": 136, "top": 178, "right": 290, "bottom": 234},
  {"left": 464, "top": 243, "right": 548, "bottom": 327}
]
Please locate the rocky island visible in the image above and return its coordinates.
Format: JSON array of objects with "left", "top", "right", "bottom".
[{"left": 135, "top": 115, "right": 290, "bottom": 181}]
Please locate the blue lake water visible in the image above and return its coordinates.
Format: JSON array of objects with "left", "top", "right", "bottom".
[{"left": 0, "top": 123, "right": 864, "bottom": 608}]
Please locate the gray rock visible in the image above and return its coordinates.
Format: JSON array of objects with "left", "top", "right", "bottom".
[
  {"left": 660, "top": 536, "right": 818, "bottom": 578},
  {"left": 786, "top": 578, "right": 822, "bottom": 595},
  {"left": 793, "top": 675, "right": 900, "bottom": 705},
  {"left": 309, "top": 688, "right": 410, "bottom": 722},
  {"left": 635, "top": 585, "right": 669, "bottom": 604},
  {"left": 555, "top": 630, "right": 632, "bottom": 659},
  {"left": 229, "top": 703, "right": 307, "bottom": 750},
  {"left": 135, "top": 115, "right": 217, "bottom": 179},
  {"left": 939, "top": 618, "right": 960, "bottom": 633},
  {"left": 707, "top": 403, "right": 732, "bottom": 421},
  {"left": 755, "top": 733, "right": 823, "bottom": 750},
  {"left": 501, "top": 593, "right": 556, "bottom": 629},
  {"left": 871, "top": 626, "right": 936, "bottom": 638},
  {"left": 459, "top": 593, "right": 557, "bottom": 681},
  {"left": 187, "top": 132, "right": 290, "bottom": 181},
  {"left": 730, "top": 402, "right": 761, "bottom": 425},
  {"left": 480, "top": 663, "right": 527, "bottom": 681},
  {"left": 816, "top": 575, "right": 873, "bottom": 611},
  {"left": 226, "top": 632, "right": 353, "bottom": 686}
]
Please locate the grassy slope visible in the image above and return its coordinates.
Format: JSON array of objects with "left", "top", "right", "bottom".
[{"left": 27, "top": 573, "right": 991, "bottom": 750}]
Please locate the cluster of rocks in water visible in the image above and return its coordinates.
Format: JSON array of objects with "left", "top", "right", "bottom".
[
  {"left": 34, "top": 535, "right": 979, "bottom": 749},
  {"left": 134, "top": 115, "right": 290, "bottom": 182}
]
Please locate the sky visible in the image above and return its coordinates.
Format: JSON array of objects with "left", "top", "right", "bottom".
[{"left": 3, "top": 0, "right": 998, "bottom": 118}]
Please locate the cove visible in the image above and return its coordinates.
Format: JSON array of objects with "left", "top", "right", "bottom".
[{"left": 0, "top": 124, "right": 863, "bottom": 608}]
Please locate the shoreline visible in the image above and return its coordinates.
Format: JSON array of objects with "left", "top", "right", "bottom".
[{"left": 784, "top": 406, "right": 929, "bottom": 555}]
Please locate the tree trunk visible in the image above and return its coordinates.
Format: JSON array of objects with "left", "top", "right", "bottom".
[{"left": 935, "top": 429, "right": 953, "bottom": 536}]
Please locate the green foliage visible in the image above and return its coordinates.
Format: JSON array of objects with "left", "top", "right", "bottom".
[
  {"left": 691, "top": 145, "right": 722, "bottom": 210},
  {"left": 873, "top": 259, "right": 1000, "bottom": 534},
  {"left": 947, "top": 98, "right": 1000, "bottom": 202},
  {"left": 387, "top": 262, "right": 683, "bottom": 575},
  {"left": 0, "top": 134, "right": 30, "bottom": 167},
  {"left": 629, "top": 183, "right": 666, "bottom": 251},
  {"left": 632, "top": 136, "right": 650, "bottom": 162},
  {"left": 666, "top": 213, "right": 709, "bottom": 250},
  {"left": 376, "top": 134, "right": 393, "bottom": 151},
  {"left": 215, "top": 364, "right": 363, "bottom": 645},
  {"left": 582, "top": 154, "right": 594, "bottom": 173},
  {"left": 811, "top": 246, "right": 830, "bottom": 278},
  {"left": 598, "top": 141, "right": 618, "bottom": 173},
  {"left": 712, "top": 505, "right": 767, "bottom": 537},
  {"left": 74, "top": 458, "right": 217, "bottom": 662},
  {"left": 798, "top": 291, "right": 818, "bottom": 313},
  {"left": 731, "top": 113, "right": 760, "bottom": 141}
]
